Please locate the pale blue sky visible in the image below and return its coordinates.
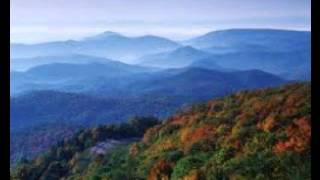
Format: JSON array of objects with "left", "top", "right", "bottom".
[{"left": 11, "top": 0, "right": 311, "bottom": 43}]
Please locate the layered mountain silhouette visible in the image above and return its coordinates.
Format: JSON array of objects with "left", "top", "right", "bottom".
[
  {"left": 11, "top": 54, "right": 123, "bottom": 71},
  {"left": 11, "top": 59, "right": 285, "bottom": 97},
  {"left": 184, "top": 29, "right": 311, "bottom": 51},
  {"left": 10, "top": 59, "right": 155, "bottom": 95},
  {"left": 137, "top": 46, "right": 211, "bottom": 68},
  {"left": 11, "top": 32, "right": 180, "bottom": 63},
  {"left": 182, "top": 29, "right": 311, "bottom": 80},
  {"left": 11, "top": 65, "right": 285, "bottom": 132},
  {"left": 191, "top": 50, "right": 310, "bottom": 80},
  {"left": 11, "top": 29, "right": 310, "bottom": 80},
  {"left": 10, "top": 28, "right": 310, "bottom": 169}
]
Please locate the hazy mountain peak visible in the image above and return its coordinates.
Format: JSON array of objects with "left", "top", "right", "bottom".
[
  {"left": 135, "top": 35, "right": 179, "bottom": 44},
  {"left": 100, "top": 31, "right": 122, "bottom": 36},
  {"left": 137, "top": 35, "right": 158, "bottom": 39},
  {"left": 83, "top": 31, "right": 124, "bottom": 41},
  {"left": 167, "top": 46, "right": 210, "bottom": 59},
  {"left": 137, "top": 45, "right": 211, "bottom": 69},
  {"left": 172, "top": 45, "right": 201, "bottom": 53},
  {"left": 64, "top": 40, "right": 78, "bottom": 44},
  {"left": 205, "top": 28, "right": 308, "bottom": 34}
]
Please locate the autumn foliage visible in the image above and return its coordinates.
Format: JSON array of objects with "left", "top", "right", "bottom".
[
  {"left": 274, "top": 116, "right": 311, "bottom": 153},
  {"left": 11, "top": 83, "right": 311, "bottom": 180}
]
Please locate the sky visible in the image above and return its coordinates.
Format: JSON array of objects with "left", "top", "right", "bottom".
[{"left": 10, "top": 0, "right": 311, "bottom": 43}]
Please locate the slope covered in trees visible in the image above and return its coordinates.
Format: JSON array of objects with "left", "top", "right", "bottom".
[
  {"left": 10, "top": 117, "right": 160, "bottom": 178},
  {"left": 11, "top": 83, "right": 310, "bottom": 179},
  {"left": 10, "top": 90, "right": 189, "bottom": 131},
  {"left": 10, "top": 122, "right": 83, "bottom": 166},
  {"left": 11, "top": 67, "right": 285, "bottom": 130},
  {"left": 10, "top": 67, "right": 285, "bottom": 166}
]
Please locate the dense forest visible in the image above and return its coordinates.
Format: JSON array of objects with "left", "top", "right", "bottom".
[
  {"left": 10, "top": 122, "right": 84, "bottom": 166},
  {"left": 11, "top": 82, "right": 310, "bottom": 180}
]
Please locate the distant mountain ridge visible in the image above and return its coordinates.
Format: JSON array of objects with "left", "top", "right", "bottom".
[
  {"left": 193, "top": 50, "right": 310, "bottom": 80},
  {"left": 184, "top": 28, "right": 311, "bottom": 50},
  {"left": 11, "top": 31, "right": 181, "bottom": 63},
  {"left": 121, "top": 68, "right": 285, "bottom": 98},
  {"left": 10, "top": 60, "right": 155, "bottom": 95},
  {"left": 138, "top": 46, "right": 212, "bottom": 68},
  {"left": 11, "top": 28, "right": 310, "bottom": 80},
  {"left": 11, "top": 66, "right": 286, "bottom": 130},
  {"left": 181, "top": 29, "right": 311, "bottom": 80},
  {"left": 82, "top": 31, "right": 123, "bottom": 41},
  {"left": 11, "top": 59, "right": 286, "bottom": 98},
  {"left": 10, "top": 54, "right": 119, "bottom": 71}
]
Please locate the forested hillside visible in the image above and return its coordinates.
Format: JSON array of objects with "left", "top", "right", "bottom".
[{"left": 11, "top": 83, "right": 310, "bottom": 180}]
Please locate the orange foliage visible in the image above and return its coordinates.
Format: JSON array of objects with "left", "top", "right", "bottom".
[
  {"left": 267, "top": 95, "right": 284, "bottom": 109},
  {"left": 181, "top": 170, "right": 201, "bottom": 180},
  {"left": 294, "top": 117, "right": 311, "bottom": 136},
  {"left": 237, "top": 112, "right": 254, "bottom": 125},
  {"left": 207, "top": 101, "right": 224, "bottom": 117},
  {"left": 181, "top": 124, "right": 215, "bottom": 148},
  {"left": 257, "top": 115, "right": 276, "bottom": 132},
  {"left": 144, "top": 138, "right": 176, "bottom": 156},
  {"left": 161, "top": 139, "right": 175, "bottom": 151},
  {"left": 148, "top": 159, "right": 174, "bottom": 180},
  {"left": 191, "top": 125, "right": 215, "bottom": 142},
  {"left": 185, "top": 115, "right": 204, "bottom": 127},
  {"left": 180, "top": 128, "right": 192, "bottom": 144},
  {"left": 251, "top": 98, "right": 264, "bottom": 112},
  {"left": 129, "top": 143, "right": 139, "bottom": 157},
  {"left": 168, "top": 115, "right": 186, "bottom": 125},
  {"left": 274, "top": 116, "right": 310, "bottom": 153},
  {"left": 282, "top": 93, "right": 303, "bottom": 116},
  {"left": 143, "top": 125, "right": 162, "bottom": 144}
]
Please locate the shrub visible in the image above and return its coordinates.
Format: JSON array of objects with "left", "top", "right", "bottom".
[{"left": 171, "top": 153, "right": 209, "bottom": 179}]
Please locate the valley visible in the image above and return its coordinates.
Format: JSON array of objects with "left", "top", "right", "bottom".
[{"left": 10, "top": 28, "right": 311, "bottom": 179}]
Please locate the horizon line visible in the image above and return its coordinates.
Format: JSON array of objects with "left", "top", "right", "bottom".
[{"left": 10, "top": 27, "right": 311, "bottom": 45}]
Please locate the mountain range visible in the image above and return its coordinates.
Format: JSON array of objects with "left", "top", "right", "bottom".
[
  {"left": 10, "top": 54, "right": 118, "bottom": 71},
  {"left": 184, "top": 29, "right": 311, "bottom": 51},
  {"left": 10, "top": 28, "right": 311, "bottom": 168},
  {"left": 11, "top": 66, "right": 285, "bottom": 131},
  {"left": 137, "top": 46, "right": 212, "bottom": 68},
  {"left": 11, "top": 32, "right": 180, "bottom": 63},
  {"left": 11, "top": 29, "right": 310, "bottom": 80},
  {"left": 10, "top": 59, "right": 285, "bottom": 97},
  {"left": 193, "top": 50, "right": 310, "bottom": 80}
]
